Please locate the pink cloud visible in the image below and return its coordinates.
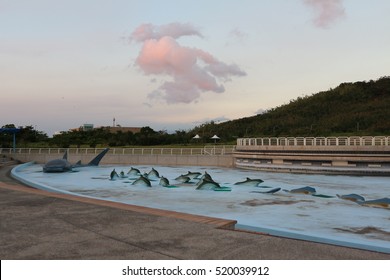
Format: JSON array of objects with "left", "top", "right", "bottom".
[
  {"left": 131, "top": 22, "right": 203, "bottom": 42},
  {"left": 130, "top": 23, "right": 246, "bottom": 104},
  {"left": 303, "top": 0, "right": 346, "bottom": 28}
]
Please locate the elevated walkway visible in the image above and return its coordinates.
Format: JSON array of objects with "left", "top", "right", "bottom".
[{"left": 234, "top": 136, "right": 390, "bottom": 175}]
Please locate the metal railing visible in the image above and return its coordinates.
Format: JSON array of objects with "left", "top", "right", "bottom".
[
  {"left": 237, "top": 136, "right": 390, "bottom": 147},
  {"left": 0, "top": 145, "right": 235, "bottom": 156}
]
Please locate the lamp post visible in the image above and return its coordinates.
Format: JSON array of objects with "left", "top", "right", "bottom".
[{"left": 0, "top": 128, "right": 21, "bottom": 153}]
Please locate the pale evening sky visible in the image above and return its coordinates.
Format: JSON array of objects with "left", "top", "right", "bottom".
[{"left": 1, "top": 0, "right": 389, "bottom": 136}]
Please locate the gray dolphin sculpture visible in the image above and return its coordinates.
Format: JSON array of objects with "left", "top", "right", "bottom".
[
  {"left": 358, "top": 198, "right": 390, "bottom": 208},
  {"left": 200, "top": 171, "right": 213, "bottom": 181},
  {"left": 159, "top": 176, "right": 170, "bottom": 187},
  {"left": 285, "top": 186, "right": 316, "bottom": 195},
  {"left": 147, "top": 168, "right": 160, "bottom": 179},
  {"left": 234, "top": 177, "right": 264, "bottom": 187},
  {"left": 175, "top": 174, "right": 191, "bottom": 183},
  {"left": 196, "top": 178, "right": 231, "bottom": 191},
  {"left": 127, "top": 167, "right": 141, "bottom": 176},
  {"left": 132, "top": 175, "right": 151, "bottom": 187},
  {"left": 159, "top": 176, "right": 178, "bottom": 188},
  {"left": 337, "top": 194, "right": 365, "bottom": 202},
  {"left": 110, "top": 169, "right": 119, "bottom": 180},
  {"left": 184, "top": 171, "right": 202, "bottom": 179},
  {"left": 43, "top": 148, "right": 109, "bottom": 173},
  {"left": 195, "top": 173, "right": 220, "bottom": 188},
  {"left": 252, "top": 187, "right": 281, "bottom": 194},
  {"left": 196, "top": 178, "right": 219, "bottom": 190}
]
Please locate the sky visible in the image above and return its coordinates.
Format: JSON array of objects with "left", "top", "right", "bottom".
[{"left": 1, "top": 0, "right": 389, "bottom": 136}]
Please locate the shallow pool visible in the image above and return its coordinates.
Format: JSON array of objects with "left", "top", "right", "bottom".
[{"left": 12, "top": 163, "right": 390, "bottom": 254}]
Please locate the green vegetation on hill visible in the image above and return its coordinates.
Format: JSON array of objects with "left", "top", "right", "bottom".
[
  {"left": 189, "top": 76, "right": 390, "bottom": 140},
  {"left": 2, "top": 77, "right": 389, "bottom": 148}
]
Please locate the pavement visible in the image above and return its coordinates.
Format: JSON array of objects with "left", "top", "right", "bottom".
[{"left": 0, "top": 164, "right": 389, "bottom": 260}]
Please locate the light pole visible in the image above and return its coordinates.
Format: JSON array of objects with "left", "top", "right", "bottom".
[{"left": 0, "top": 128, "right": 21, "bottom": 153}]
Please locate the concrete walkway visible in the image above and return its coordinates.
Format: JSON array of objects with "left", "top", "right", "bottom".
[{"left": 0, "top": 165, "right": 388, "bottom": 259}]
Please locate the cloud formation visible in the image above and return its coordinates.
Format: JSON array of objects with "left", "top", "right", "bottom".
[
  {"left": 130, "top": 22, "right": 246, "bottom": 104},
  {"left": 303, "top": 0, "right": 345, "bottom": 28}
]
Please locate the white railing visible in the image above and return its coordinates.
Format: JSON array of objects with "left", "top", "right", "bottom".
[
  {"left": 0, "top": 145, "right": 235, "bottom": 156},
  {"left": 237, "top": 136, "right": 390, "bottom": 147}
]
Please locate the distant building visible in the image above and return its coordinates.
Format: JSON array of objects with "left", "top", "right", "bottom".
[
  {"left": 82, "top": 124, "right": 94, "bottom": 131},
  {"left": 69, "top": 124, "right": 142, "bottom": 134},
  {"left": 70, "top": 124, "right": 94, "bottom": 132}
]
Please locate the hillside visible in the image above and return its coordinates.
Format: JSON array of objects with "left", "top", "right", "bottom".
[{"left": 190, "top": 76, "right": 390, "bottom": 141}]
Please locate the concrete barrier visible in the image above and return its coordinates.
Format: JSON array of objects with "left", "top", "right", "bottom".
[{"left": 7, "top": 152, "right": 234, "bottom": 168}]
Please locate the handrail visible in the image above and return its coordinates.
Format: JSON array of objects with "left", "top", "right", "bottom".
[
  {"left": 236, "top": 136, "right": 390, "bottom": 147},
  {"left": 0, "top": 146, "right": 236, "bottom": 156}
]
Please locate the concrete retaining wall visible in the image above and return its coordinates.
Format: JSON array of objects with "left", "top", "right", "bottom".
[{"left": 8, "top": 153, "right": 234, "bottom": 168}]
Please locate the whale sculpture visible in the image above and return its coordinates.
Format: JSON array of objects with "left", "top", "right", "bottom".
[
  {"left": 43, "top": 148, "right": 109, "bottom": 173},
  {"left": 358, "top": 198, "right": 390, "bottom": 208},
  {"left": 337, "top": 194, "right": 365, "bottom": 202},
  {"left": 132, "top": 175, "right": 151, "bottom": 187},
  {"left": 234, "top": 177, "right": 264, "bottom": 187}
]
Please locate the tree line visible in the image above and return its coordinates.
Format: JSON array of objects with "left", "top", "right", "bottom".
[
  {"left": 2, "top": 76, "right": 389, "bottom": 148},
  {"left": 0, "top": 125, "right": 202, "bottom": 148}
]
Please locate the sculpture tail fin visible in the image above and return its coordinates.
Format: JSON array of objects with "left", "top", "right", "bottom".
[{"left": 88, "top": 148, "right": 110, "bottom": 166}]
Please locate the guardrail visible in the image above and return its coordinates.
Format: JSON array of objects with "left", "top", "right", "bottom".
[
  {"left": 0, "top": 145, "right": 236, "bottom": 156},
  {"left": 237, "top": 136, "right": 390, "bottom": 147}
]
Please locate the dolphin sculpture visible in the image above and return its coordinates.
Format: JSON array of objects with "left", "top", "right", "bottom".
[
  {"left": 175, "top": 174, "right": 191, "bottom": 183},
  {"left": 147, "top": 168, "right": 160, "bottom": 180},
  {"left": 337, "top": 194, "right": 365, "bottom": 202},
  {"left": 127, "top": 167, "right": 141, "bottom": 176},
  {"left": 196, "top": 178, "right": 231, "bottom": 191},
  {"left": 184, "top": 171, "right": 202, "bottom": 180},
  {"left": 43, "top": 148, "right": 109, "bottom": 173},
  {"left": 195, "top": 172, "right": 218, "bottom": 187},
  {"left": 234, "top": 177, "right": 264, "bottom": 187},
  {"left": 358, "top": 198, "right": 390, "bottom": 208},
  {"left": 159, "top": 176, "right": 178, "bottom": 188},
  {"left": 200, "top": 171, "right": 213, "bottom": 181},
  {"left": 159, "top": 176, "right": 170, "bottom": 187},
  {"left": 110, "top": 169, "right": 119, "bottom": 180},
  {"left": 251, "top": 187, "right": 281, "bottom": 194},
  {"left": 132, "top": 175, "right": 151, "bottom": 187},
  {"left": 285, "top": 186, "right": 316, "bottom": 195}
]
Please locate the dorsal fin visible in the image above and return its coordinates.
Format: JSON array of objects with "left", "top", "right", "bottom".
[{"left": 87, "top": 148, "right": 110, "bottom": 166}]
